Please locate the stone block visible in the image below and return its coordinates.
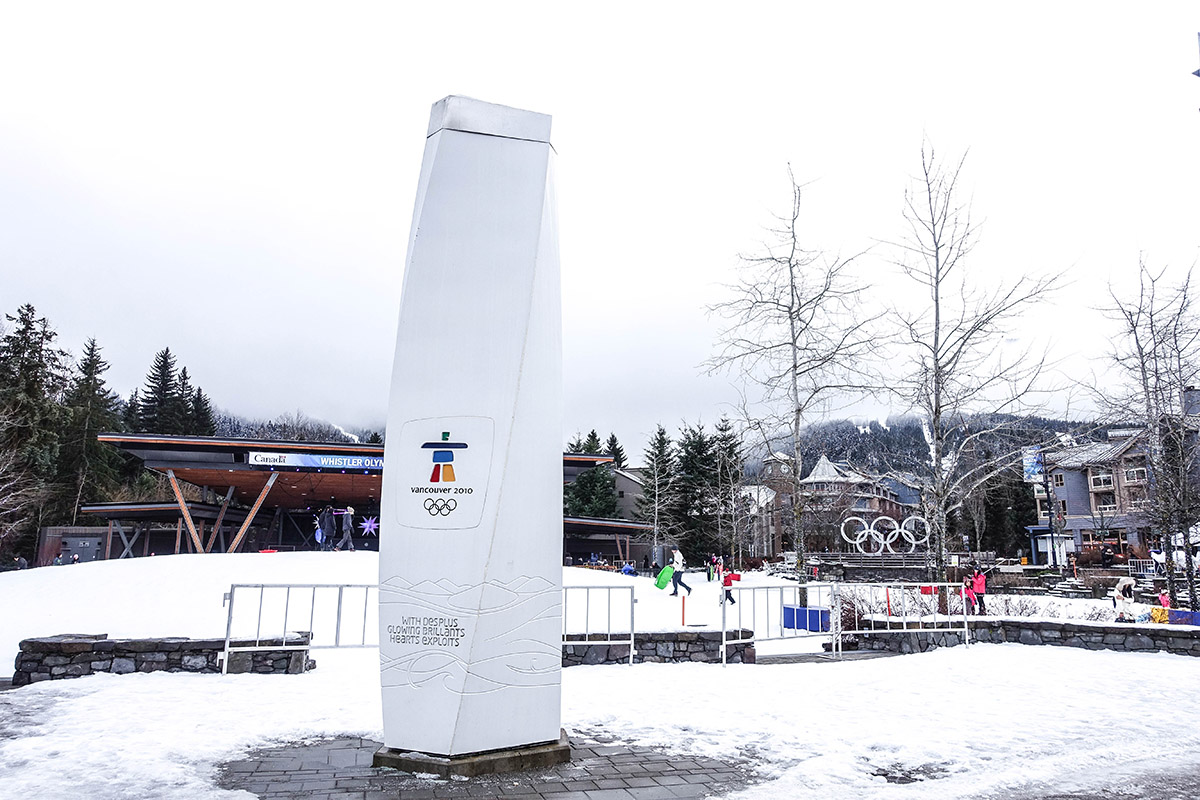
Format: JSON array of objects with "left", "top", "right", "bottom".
[
  {"left": 655, "top": 642, "right": 673, "bottom": 658},
  {"left": 93, "top": 640, "right": 116, "bottom": 652},
  {"left": 115, "top": 640, "right": 164, "bottom": 653},
  {"left": 111, "top": 657, "right": 135, "bottom": 674},
  {"left": 12, "top": 672, "right": 31, "bottom": 687},
  {"left": 90, "top": 660, "right": 111, "bottom": 671},
  {"left": 1126, "top": 635, "right": 1155, "bottom": 651},
  {"left": 181, "top": 654, "right": 208, "bottom": 671},
  {"left": 226, "top": 653, "right": 253, "bottom": 674},
  {"left": 137, "top": 652, "right": 168, "bottom": 663},
  {"left": 1102, "top": 634, "right": 1126, "bottom": 645},
  {"left": 42, "top": 656, "right": 70, "bottom": 667},
  {"left": 64, "top": 663, "right": 90, "bottom": 676},
  {"left": 688, "top": 651, "right": 710, "bottom": 662},
  {"left": 137, "top": 662, "right": 167, "bottom": 673},
  {"left": 608, "top": 645, "right": 630, "bottom": 661},
  {"left": 29, "top": 672, "right": 51, "bottom": 683},
  {"left": 582, "top": 646, "right": 608, "bottom": 665},
  {"left": 1018, "top": 629, "right": 1042, "bottom": 646}
]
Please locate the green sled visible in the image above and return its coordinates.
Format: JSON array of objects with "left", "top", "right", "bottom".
[{"left": 655, "top": 565, "right": 675, "bottom": 590}]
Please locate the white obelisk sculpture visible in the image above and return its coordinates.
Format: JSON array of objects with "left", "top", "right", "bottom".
[{"left": 378, "top": 96, "right": 563, "bottom": 760}]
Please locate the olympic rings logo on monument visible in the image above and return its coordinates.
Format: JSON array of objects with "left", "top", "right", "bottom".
[
  {"left": 840, "top": 515, "right": 929, "bottom": 554},
  {"left": 424, "top": 498, "right": 458, "bottom": 517}
]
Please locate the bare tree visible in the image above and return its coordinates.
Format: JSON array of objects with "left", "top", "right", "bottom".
[
  {"left": 888, "top": 143, "right": 1058, "bottom": 580},
  {"left": 1101, "top": 261, "right": 1200, "bottom": 608},
  {"left": 710, "top": 172, "right": 881, "bottom": 577}
]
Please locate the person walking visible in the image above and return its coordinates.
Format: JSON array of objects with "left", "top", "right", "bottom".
[
  {"left": 670, "top": 548, "right": 692, "bottom": 596},
  {"left": 963, "top": 574, "right": 978, "bottom": 615},
  {"left": 1113, "top": 576, "right": 1136, "bottom": 622},
  {"left": 13, "top": 555, "right": 28, "bottom": 570},
  {"left": 335, "top": 506, "right": 356, "bottom": 551},
  {"left": 318, "top": 506, "right": 335, "bottom": 552},
  {"left": 722, "top": 568, "right": 741, "bottom": 604},
  {"left": 971, "top": 564, "right": 987, "bottom": 615}
]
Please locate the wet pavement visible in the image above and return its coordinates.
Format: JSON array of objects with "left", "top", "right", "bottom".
[{"left": 218, "top": 731, "right": 761, "bottom": 800}]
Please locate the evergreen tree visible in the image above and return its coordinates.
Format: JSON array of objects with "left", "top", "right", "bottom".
[
  {"left": 173, "top": 367, "right": 195, "bottom": 434},
  {"left": 582, "top": 429, "right": 603, "bottom": 454},
  {"left": 122, "top": 389, "right": 140, "bottom": 432},
  {"left": 636, "top": 424, "right": 678, "bottom": 550},
  {"left": 605, "top": 433, "right": 627, "bottom": 469},
  {"left": 138, "top": 347, "right": 181, "bottom": 434},
  {"left": 59, "top": 338, "right": 123, "bottom": 521},
  {"left": 189, "top": 387, "right": 217, "bottom": 436},
  {"left": 672, "top": 423, "right": 719, "bottom": 562},
  {"left": 364, "top": 431, "right": 383, "bottom": 444},
  {"left": 564, "top": 464, "right": 618, "bottom": 518},
  {"left": 0, "top": 304, "right": 69, "bottom": 554},
  {"left": 0, "top": 303, "right": 69, "bottom": 481},
  {"left": 566, "top": 433, "right": 585, "bottom": 453}
]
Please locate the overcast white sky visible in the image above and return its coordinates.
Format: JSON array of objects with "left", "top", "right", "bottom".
[{"left": 1, "top": 2, "right": 1198, "bottom": 458}]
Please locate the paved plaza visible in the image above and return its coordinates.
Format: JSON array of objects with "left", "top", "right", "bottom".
[{"left": 218, "top": 733, "right": 760, "bottom": 800}]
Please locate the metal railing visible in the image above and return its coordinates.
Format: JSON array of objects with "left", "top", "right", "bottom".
[
  {"left": 720, "top": 582, "right": 836, "bottom": 663},
  {"left": 829, "top": 581, "right": 970, "bottom": 656},
  {"left": 562, "top": 585, "right": 636, "bottom": 665},
  {"left": 720, "top": 581, "right": 970, "bottom": 662},
  {"left": 223, "top": 582, "right": 636, "bottom": 670},
  {"left": 222, "top": 583, "right": 377, "bottom": 673}
]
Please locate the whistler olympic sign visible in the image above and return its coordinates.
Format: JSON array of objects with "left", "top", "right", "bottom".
[{"left": 248, "top": 451, "right": 384, "bottom": 471}]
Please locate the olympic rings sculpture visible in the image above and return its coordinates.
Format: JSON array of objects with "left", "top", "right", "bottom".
[
  {"left": 840, "top": 515, "right": 929, "bottom": 554},
  {"left": 424, "top": 498, "right": 458, "bottom": 517}
]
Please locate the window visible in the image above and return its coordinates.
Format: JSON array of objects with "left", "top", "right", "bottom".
[
  {"left": 1053, "top": 473, "right": 1065, "bottom": 487},
  {"left": 1060, "top": 500, "right": 1068, "bottom": 514},
  {"left": 618, "top": 490, "right": 625, "bottom": 498},
  {"left": 1125, "top": 467, "right": 1147, "bottom": 483},
  {"left": 1091, "top": 470, "right": 1114, "bottom": 489}
]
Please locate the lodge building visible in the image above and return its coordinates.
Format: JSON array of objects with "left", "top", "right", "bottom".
[{"left": 37, "top": 433, "right": 650, "bottom": 567}]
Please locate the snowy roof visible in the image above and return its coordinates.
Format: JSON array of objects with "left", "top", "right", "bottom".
[
  {"left": 739, "top": 485, "right": 776, "bottom": 510},
  {"left": 1050, "top": 435, "right": 1142, "bottom": 469},
  {"left": 799, "top": 454, "right": 870, "bottom": 485}
]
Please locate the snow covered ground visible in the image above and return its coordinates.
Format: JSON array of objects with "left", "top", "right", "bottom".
[{"left": 2, "top": 554, "right": 1196, "bottom": 799}]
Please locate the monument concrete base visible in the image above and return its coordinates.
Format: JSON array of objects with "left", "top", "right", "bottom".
[{"left": 372, "top": 730, "right": 570, "bottom": 777}]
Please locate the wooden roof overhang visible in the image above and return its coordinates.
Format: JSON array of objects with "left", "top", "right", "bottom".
[
  {"left": 79, "top": 502, "right": 264, "bottom": 524},
  {"left": 100, "top": 433, "right": 628, "bottom": 513}
]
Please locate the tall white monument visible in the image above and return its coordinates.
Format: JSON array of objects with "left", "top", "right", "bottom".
[{"left": 375, "top": 96, "right": 564, "bottom": 772}]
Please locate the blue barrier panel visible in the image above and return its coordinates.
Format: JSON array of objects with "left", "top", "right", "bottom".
[{"left": 783, "top": 605, "right": 831, "bottom": 632}]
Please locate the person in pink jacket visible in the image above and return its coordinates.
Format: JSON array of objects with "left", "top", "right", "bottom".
[
  {"left": 970, "top": 564, "right": 987, "bottom": 615},
  {"left": 963, "top": 574, "right": 978, "bottom": 614}
]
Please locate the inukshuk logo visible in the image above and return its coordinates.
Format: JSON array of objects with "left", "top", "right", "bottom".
[{"left": 423, "top": 431, "right": 467, "bottom": 482}]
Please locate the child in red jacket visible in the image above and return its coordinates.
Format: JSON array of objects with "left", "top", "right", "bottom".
[{"left": 723, "top": 570, "right": 741, "bottom": 604}]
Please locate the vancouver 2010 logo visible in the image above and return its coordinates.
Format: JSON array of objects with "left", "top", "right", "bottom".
[{"left": 422, "top": 431, "right": 467, "bottom": 483}]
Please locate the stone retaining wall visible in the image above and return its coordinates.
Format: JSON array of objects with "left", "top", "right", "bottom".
[
  {"left": 562, "top": 630, "right": 755, "bottom": 666},
  {"left": 12, "top": 633, "right": 313, "bottom": 687},
  {"left": 858, "top": 619, "right": 1200, "bottom": 657}
]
